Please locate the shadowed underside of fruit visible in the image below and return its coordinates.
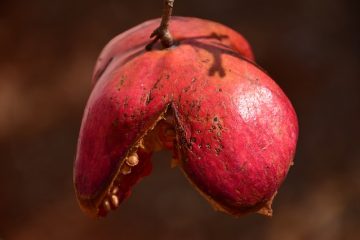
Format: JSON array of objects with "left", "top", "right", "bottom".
[{"left": 73, "top": 17, "right": 298, "bottom": 217}]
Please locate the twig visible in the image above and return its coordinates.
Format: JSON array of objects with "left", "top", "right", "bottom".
[{"left": 146, "top": 0, "right": 175, "bottom": 50}]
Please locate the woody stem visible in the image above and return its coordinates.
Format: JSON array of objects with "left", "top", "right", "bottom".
[{"left": 146, "top": 0, "right": 175, "bottom": 50}]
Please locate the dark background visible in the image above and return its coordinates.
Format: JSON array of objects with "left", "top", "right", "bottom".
[{"left": 0, "top": 0, "right": 359, "bottom": 239}]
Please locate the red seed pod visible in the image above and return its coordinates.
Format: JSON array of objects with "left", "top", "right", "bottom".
[{"left": 73, "top": 17, "right": 298, "bottom": 217}]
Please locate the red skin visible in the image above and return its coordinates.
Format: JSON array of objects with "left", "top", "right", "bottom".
[{"left": 74, "top": 17, "right": 298, "bottom": 217}]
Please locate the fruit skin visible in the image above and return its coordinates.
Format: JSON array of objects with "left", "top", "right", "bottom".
[{"left": 74, "top": 17, "right": 298, "bottom": 217}]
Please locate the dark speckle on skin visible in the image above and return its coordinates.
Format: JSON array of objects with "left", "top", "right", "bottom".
[
  {"left": 190, "top": 137, "right": 196, "bottom": 143},
  {"left": 112, "top": 118, "right": 119, "bottom": 128},
  {"left": 206, "top": 113, "right": 211, "bottom": 121},
  {"left": 180, "top": 136, "right": 187, "bottom": 145},
  {"left": 145, "top": 94, "right": 153, "bottom": 105},
  {"left": 123, "top": 98, "right": 129, "bottom": 108},
  {"left": 215, "top": 148, "right": 221, "bottom": 155},
  {"left": 146, "top": 77, "right": 162, "bottom": 105},
  {"left": 183, "top": 86, "right": 190, "bottom": 93},
  {"left": 206, "top": 144, "right": 211, "bottom": 149},
  {"left": 117, "top": 75, "right": 126, "bottom": 91},
  {"left": 248, "top": 77, "right": 260, "bottom": 86},
  {"left": 213, "top": 117, "right": 218, "bottom": 122}
]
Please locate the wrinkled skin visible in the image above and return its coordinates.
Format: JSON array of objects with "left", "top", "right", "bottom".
[{"left": 74, "top": 17, "right": 298, "bottom": 217}]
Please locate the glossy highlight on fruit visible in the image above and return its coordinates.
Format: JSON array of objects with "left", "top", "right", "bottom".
[{"left": 73, "top": 17, "right": 298, "bottom": 217}]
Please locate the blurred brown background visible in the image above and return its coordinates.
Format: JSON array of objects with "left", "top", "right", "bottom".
[{"left": 0, "top": 0, "right": 359, "bottom": 239}]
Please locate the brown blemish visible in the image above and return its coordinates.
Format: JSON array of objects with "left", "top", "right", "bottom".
[
  {"left": 180, "top": 136, "right": 187, "bottom": 146},
  {"left": 117, "top": 75, "right": 126, "bottom": 91},
  {"left": 205, "top": 113, "right": 211, "bottom": 121},
  {"left": 146, "top": 77, "right": 162, "bottom": 105},
  {"left": 215, "top": 148, "right": 221, "bottom": 155},
  {"left": 183, "top": 86, "right": 190, "bottom": 93},
  {"left": 249, "top": 77, "right": 260, "bottom": 86},
  {"left": 145, "top": 94, "right": 153, "bottom": 105}
]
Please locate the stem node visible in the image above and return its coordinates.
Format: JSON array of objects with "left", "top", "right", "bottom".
[{"left": 146, "top": 0, "right": 175, "bottom": 50}]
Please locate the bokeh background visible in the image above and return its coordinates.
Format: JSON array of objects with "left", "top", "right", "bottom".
[{"left": 0, "top": 0, "right": 359, "bottom": 239}]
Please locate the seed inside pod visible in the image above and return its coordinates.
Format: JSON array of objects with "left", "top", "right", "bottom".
[{"left": 126, "top": 153, "right": 139, "bottom": 167}]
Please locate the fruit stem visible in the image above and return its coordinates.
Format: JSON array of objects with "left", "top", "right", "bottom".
[{"left": 146, "top": 0, "right": 175, "bottom": 50}]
